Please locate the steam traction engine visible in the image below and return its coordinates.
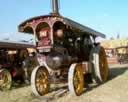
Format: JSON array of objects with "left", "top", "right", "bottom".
[{"left": 18, "top": 0, "right": 109, "bottom": 96}]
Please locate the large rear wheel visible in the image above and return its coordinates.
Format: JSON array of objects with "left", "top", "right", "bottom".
[
  {"left": 98, "top": 47, "right": 109, "bottom": 82},
  {"left": 90, "top": 46, "right": 109, "bottom": 83},
  {"left": 31, "top": 66, "right": 49, "bottom": 96},
  {"left": 68, "top": 63, "right": 84, "bottom": 96}
]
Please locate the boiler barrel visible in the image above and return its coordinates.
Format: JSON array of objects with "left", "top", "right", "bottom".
[{"left": 46, "top": 52, "right": 73, "bottom": 70}]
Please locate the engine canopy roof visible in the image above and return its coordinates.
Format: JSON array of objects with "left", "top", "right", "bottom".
[{"left": 18, "top": 15, "right": 106, "bottom": 38}]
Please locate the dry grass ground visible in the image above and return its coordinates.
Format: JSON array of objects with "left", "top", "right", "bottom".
[{"left": 0, "top": 64, "right": 128, "bottom": 102}]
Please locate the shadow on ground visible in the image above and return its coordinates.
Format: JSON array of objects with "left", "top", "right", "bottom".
[
  {"left": 109, "top": 66, "right": 128, "bottom": 80},
  {"left": 82, "top": 65, "right": 128, "bottom": 94}
]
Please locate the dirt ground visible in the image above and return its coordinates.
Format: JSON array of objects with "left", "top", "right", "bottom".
[{"left": 0, "top": 64, "right": 128, "bottom": 102}]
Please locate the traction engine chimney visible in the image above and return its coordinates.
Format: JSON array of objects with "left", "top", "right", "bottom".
[{"left": 52, "top": 0, "right": 60, "bottom": 15}]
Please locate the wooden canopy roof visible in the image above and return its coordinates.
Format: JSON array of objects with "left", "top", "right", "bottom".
[{"left": 18, "top": 15, "right": 106, "bottom": 38}]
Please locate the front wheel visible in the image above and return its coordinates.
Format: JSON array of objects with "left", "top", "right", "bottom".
[
  {"left": 0, "top": 69, "right": 12, "bottom": 90},
  {"left": 68, "top": 63, "right": 84, "bottom": 96},
  {"left": 31, "top": 66, "right": 49, "bottom": 96}
]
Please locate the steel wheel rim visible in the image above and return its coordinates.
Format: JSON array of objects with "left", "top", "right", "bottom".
[{"left": 35, "top": 67, "right": 49, "bottom": 95}]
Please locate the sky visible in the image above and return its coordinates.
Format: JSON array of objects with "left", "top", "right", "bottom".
[{"left": 0, "top": 0, "right": 128, "bottom": 41}]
